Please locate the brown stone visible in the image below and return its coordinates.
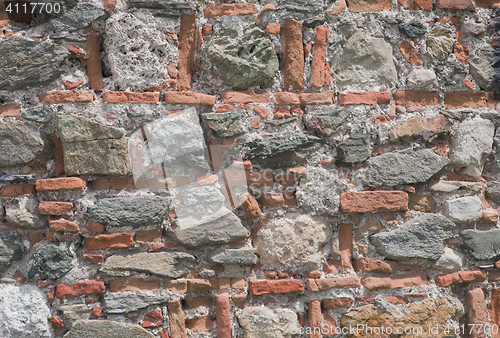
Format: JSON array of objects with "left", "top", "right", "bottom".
[
  {"left": 357, "top": 219, "right": 383, "bottom": 233},
  {"left": 177, "top": 13, "right": 196, "bottom": 91},
  {"left": 408, "top": 194, "right": 438, "bottom": 212},
  {"left": 185, "top": 316, "right": 213, "bottom": 331},
  {"left": 134, "top": 229, "right": 163, "bottom": 243},
  {"left": 0, "top": 103, "right": 21, "bottom": 117},
  {"left": 389, "top": 115, "right": 448, "bottom": 142},
  {"left": 284, "top": 19, "right": 304, "bottom": 90}
]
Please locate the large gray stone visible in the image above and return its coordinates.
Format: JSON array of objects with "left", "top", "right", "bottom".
[
  {"left": 44, "top": 3, "right": 107, "bottom": 31},
  {"left": 27, "top": 244, "right": 75, "bottom": 280},
  {"left": 86, "top": 196, "right": 172, "bottom": 227},
  {"left": 63, "top": 320, "right": 155, "bottom": 338},
  {"left": 104, "top": 292, "right": 171, "bottom": 314},
  {"left": 245, "top": 133, "right": 322, "bottom": 169},
  {"left": 370, "top": 214, "right": 455, "bottom": 260},
  {"left": 450, "top": 117, "right": 494, "bottom": 179},
  {"left": 100, "top": 251, "right": 195, "bottom": 278},
  {"left": 0, "top": 226, "right": 24, "bottom": 277},
  {"left": 359, "top": 148, "right": 449, "bottom": 187},
  {"left": 460, "top": 229, "right": 500, "bottom": 260},
  {"left": 279, "top": 0, "right": 325, "bottom": 12},
  {"left": 331, "top": 30, "right": 397, "bottom": 87},
  {"left": 202, "top": 113, "right": 246, "bottom": 138},
  {"left": 470, "top": 46, "right": 495, "bottom": 91},
  {"left": 337, "top": 132, "right": 371, "bottom": 166},
  {"left": 304, "top": 108, "right": 350, "bottom": 137},
  {"left": 0, "top": 122, "right": 44, "bottom": 167},
  {"left": 5, "top": 205, "right": 43, "bottom": 230},
  {"left": 0, "top": 37, "right": 69, "bottom": 91},
  {"left": 59, "top": 116, "right": 125, "bottom": 143},
  {"left": 238, "top": 307, "right": 299, "bottom": 338},
  {"left": 206, "top": 248, "right": 258, "bottom": 265},
  {"left": 487, "top": 181, "right": 500, "bottom": 204},
  {"left": 444, "top": 196, "right": 482, "bottom": 224},
  {"left": 207, "top": 23, "right": 279, "bottom": 90},
  {"left": 426, "top": 25, "right": 454, "bottom": 60}
]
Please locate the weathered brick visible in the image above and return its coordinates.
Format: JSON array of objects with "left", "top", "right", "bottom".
[
  {"left": 444, "top": 91, "right": 497, "bottom": 108},
  {"left": 215, "top": 294, "right": 231, "bottom": 338},
  {"left": 408, "top": 194, "right": 437, "bottom": 212},
  {"left": 240, "top": 192, "right": 262, "bottom": 219},
  {"left": 398, "top": 0, "right": 432, "bottom": 10},
  {"left": 204, "top": 3, "right": 256, "bottom": 17},
  {"left": 246, "top": 171, "right": 274, "bottom": 186},
  {"left": 435, "top": 270, "right": 486, "bottom": 287},
  {"left": 187, "top": 279, "right": 218, "bottom": 292},
  {"left": 56, "top": 280, "right": 105, "bottom": 299},
  {"left": 394, "top": 91, "right": 440, "bottom": 106},
  {"left": 483, "top": 210, "right": 499, "bottom": 223},
  {"left": 340, "top": 91, "right": 390, "bottom": 105},
  {"left": 36, "top": 178, "right": 86, "bottom": 191},
  {"left": 39, "top": 91, "right": 94, "bottom": 104},
  {"left": 86, "top": 33, "right": 104, "bottom": 90},
  {"left": 347, "top": 0, "right": 392, "bottom": 12},
  {"left": 84, "top": 233, "right": 134, "bottom": 250},
  {"left": 284, "top": 19, "right": 304, "bottom": 90},
  {"left": 249, "top": 279, "right": 304, "bottom": 295},
  {"left": 466, "top": 288, "right": 487, "bottom": 338},
  {"left": 399, "top": 41, "right": 422, "bottom": 66},
  {"left": 85, "top": 221, "right": 105, "bottom": 233},
  {"left": 109, "top": 277, "right": 160, "bottom": 292},
  {"left": 49, "top": 220, "right": 80, "bottom": 232},
  {"left": 103, "top": 91, "right": 159, "bottom": 103},
  {"left": 454, "top": 43, "right": 470, "bottom": 63},
  {"left": 323, "top": 297, "right": 353, "bottom": 310},
  {"left": 232, "top": 294, "right": 247, "bottom": 307},
  {"left": 184, "top": 295, "right": 213, "bottom": 309},
  {"left": 164, "top": 91, "right": 216, "bottom": 105},
  {"left": 435, "top": 0, "right": 475, "bottom": 10},
  {"left": 186, "top": 316, "right": 213, "bottom": 331},
  {"left": 135, "top": 229, "right": 163, "bottom": 243},
  {"left": 260, "top": 192, "right": 285, "bottom": 207},
  {"left": 299, "top": 92, "right": 334, "bottom": 106},
  {"left": 311, "top": 27, "right": 329, "bottom": 88},
  {"left": 0, "top": 103, "right": 21, "bottom": 117},
  {"left": 177, "top": 13, "right": 196, "bottom": 91},
  {"left": 82, "top": 253, "right": 104, "bottom": 263},
  {"left": 167, "top": 300, "right": 187, "bottom": 338},
  {"left": 48, "top": 135, "right": 65, "bottom": 175},
  {"left": 38, "top": 201, "right": 73, "bottom": 216},
  {"left": 92, "top": 177, "right": 137, "bottom": 191},
  {"left": 307, "top": 276, "right": 361, "bottom": 291},
  {"left": 274, "top": 92, "right": 300, "bottom": 106},
  {"left": 0, "top": 184, "right": 35, "bottom": 197},
  {"left": 354, "top": 257, "right": 397, "bottom": 274},
  {"left": 141, "top": 318, "right": 162, "bottom": 328},
  {"left": 385, "top": 296, "right": 409, "bottom": 304},
  {"left": 476, "top": 0, "right": 500, "bottom": 8},
  {"left": 340, "top": 191, "right": 409, "bottom": 214},
  {"left": 51, "top": 315, "right": 65, "bottom": 329},
  {"left": 490, "top": 288, "right": 500, "bottom": 338},
  {"left": 339, "top": 223, "right": 354, "bottom": 271},
  {"left": 309, "top": 300, "right": 322, "bottom": 338},
  {"left": 61, "top": 79, "right": 83, "bottom": 90},
  {"left": 231, "top": 277, "right": 246, "bottom": 289},
  {"left": 253, "top": 105, "right": 270, "bottom": 118},
  {"left": 361, "top": 272, "right": 429, "bottom": 290},
  {"left": 220, "top": 91, "right": 269, "bottom": 104},
  {"left": 265, "top": 23, "right": 280, "bottom": 35},
  {"left": 163, "top": 279, "right": 188, "bottom": 293}
]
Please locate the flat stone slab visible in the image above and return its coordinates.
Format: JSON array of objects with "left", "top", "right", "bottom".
[
  {"left": 63, "top": 320, "right": 155, "bottom": 338},
  {"left": 460, "top": 229, "right": 500, "bottom": 260},
  {"left": 104, "top": 292, "right": 171, "bottom": 314}
]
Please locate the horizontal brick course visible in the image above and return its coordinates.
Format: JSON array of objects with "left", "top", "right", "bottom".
[
  {"left": 394, "top": 90, "right": 440, "bottom": 106},
  {"left": 38, "top": 201, "right": 74, "bottom": 216},
  {"left": 340, "top": 191, "right": 409, "bottom": 213},
  {"left": 103, "top": 91, "right": 159, "bottom": 103},
  {"left": 56, "top": 280, "right": 105, "bottom": 299},
  {"left": 40, "top": 91, "right": 94, "bottom": 104},
  {"left": 435, "top": 270, "right": 486, "bottom": 287},
  {"left": 164, "top": 91, "right": 216, "bottom": 105},
  {"left": 249, "top": 279, "right": 304, "bottom": 295},
  {"left": 307, "top": 276, "right": 361, "bottom": 291},
  {"left": 444, "top": 91, "right": 497, "bottom": 108},
  {"left": 339, "top": 91, "right": 391, "bottom": 105},
  {"left": 204, "top": 3, "right": 256, "bottom": 18},
  {"left": 36, "top": 178, "right": 86, "bottom": 191},
  {"left": 361, "top": 272, "right": 429, "bottom": 290},
  {"left": 84, "top": 233, "right": 134, "bottom": 250}
]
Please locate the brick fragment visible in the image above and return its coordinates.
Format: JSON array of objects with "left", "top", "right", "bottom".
[
  {"left": 398, "top": 0, "right": 432, "bottom": 10},
  {"left": 284, "top": 19, "right": 304, "bottom": 90},
  {"left": 135, "top": 229, "right": 163, "bottom": 243},
  {"left": 339, "top": 91, "right": 391, "bottom": 105},
  {"left": 408, "top": 194, "right": 437, "bottom": 212},
  {"left": 265, "top": 23, "right": 280, "bottom": 35},
  {"left": 86, "top": 33, "right": 104, "bottom": 90},
  {"left": 490, "top": 288, "right": 500, "bottom": 338},
  {"left": 36, "top": 178, "right": 86, "bottom": 192},
  {"left": 187, "top": 279, "right": 218, "bottom": 292},
  {"left": 39, "top": 201, "right": 73, "bottom": 216},
  {"left": 466, "top": 288, "right": 487, "bottom": 338},
  {"left": 260, "top": 192, "right": 285, "bottom": 207},
  {"left": 339, "top": 223, "right": 353, "bottom": 271},
  {"left": 435, "top": 270, "right": 486, "bottom": 287},
  {"left": 0, "top": 103, "right": 21, "bottom": 117},
  {"left": 330, "top": 0, "right": 347, "bottom": 15},
  {"left": 435, "top": 0, "right": 475, "bottom": 10},
  {"left": 84, "top": 233, "right": 134, "bottom": 250},
  {"left": 109, "top": 277, "right": 160, "bottom": 292},
  {"left": 186, "top": 316, "right": 213, "bottom": 331},
  {"left": 82, "top": 253, "right": 104, "bottom": 263},
  {"left": 240, "top": 192, "right": 262, "bottom": 219},
  {"left": 167, "top": 300, "right": 187, "bottom": 338},
  {"left": 311, "top": 27, "right": 329, "bottom": 88},
  {"left": 51, "top": 315, "right": 65, "bottom": 328},
  {"left": 103, "top": 91, "right": 159, "bottom": 103},
  {"left": 215, "top": 294, "right": 231, "bottom": 338},
  {"left": 374, "top": 114, "right": 390, "bottom": 124},
  {"left": 14, "top": 270, "right": 26, "bottom": 283},
  {"left": 355, "top": 257, "right": 396, "bottom": 274},
  {"left": 347, "top": 0, "right": 392, "bottom": 12},
  {"left": 476, "top": 0, "right": 500, "bottom": 8},
  {"left": 202, "top": 23, "right": 212, "bottom": 36},
  {"left": 253, "top": 105, "right": 270, "bottom": 118},
  {"left": 141, "top": 318, "right": 162, "bottom": 328},
  {"left": 177, "top": 13, "right": 196, "bottom": 91},
  {"left": 483, "top": 210, "right": 499, "bottom": 223},
  {"left": 232, "top": 294, "right": 247, "bottom": 307},
  {"left": 0, "top": 184, "right": 35, "bottom": 197},
  {"left": 444, "top": 91, "right": 497, "bottom": 108},
  {"left": 340, "top": 191, "right": 409, "bottom": 214},
  {"left": 399, "top": 41, "right": 422, "bottom": 66},
  {"left": 454, "top": 43, "right": 470, "bottom": 63},
  {"left": 221, "top": 91, "right": 269, "bottom": 103},
  {"left": 361, "top": 272, "right": 429, "bottom": 290},
  {"left": 308, "top": 300, "right": 322, "bottom": 338},
  {"left": 273, "top": 108, "right": 290, "bottom": 118},
  {"left": 394, "top": 90, "right": 440, "bottom": 106},
  {"left": 39, "top": 91, "right": 94, "bottom": 104},
  {"left": 165, "top": 92, "right": 216, "bottom": 105},
  {"left": 249, "top": 279, "right": 304, "bottom": 295},
  {"left": 274, "top": 92, "right": 300, "bottom": 106},
  {"left": 462, "top": 78, "right": 475, "bottom": 89},
  {"left": 104, "top": 0, "right": 116, "bottom": 11},
  {"left": 27, "top": 232, "right": 45, "bottom": 245},
  {"left": 204, "top": 3, "right": 257, "bottom": 18},
  {"left": 386, "top": 296, "right": 409, "bottom": 304},
  {"left": 323, "top": 297, "right": 353, "bottom": 310},
  {"left": 49, "top": 220, "right": 79, "bottom": 232},
  {"left": 56, "top": 280, "right": 105, "bottom": 299},
  {"left": 184, "top": 296, "right": 213, "bottom": 309},
  {"left": 163, "top": 279, "right": 187, "bottom": 293},
  {"left": 307, "top": 276, "right": 361, "bottom": 291}
]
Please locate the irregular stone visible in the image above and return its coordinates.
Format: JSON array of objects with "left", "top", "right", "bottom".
[
  {"left": 406, "top": 69, "right": 436, "bottom": 90},
  {"left": 486, "top": 129, "right": 500, "bottom": 174},
  {"left": 175, "top": 186, "right": 226, "bottom": 221},
  {"left": 0, "top": 122, "right": 44, "bottom": 168},
  {"left": 254, "top": 215, "right": 332, "bottom": 272},
  {"left": 461, "top": 21, "right": 485, "bottom": 35},
  {"left": 0, "top": 284, "right": 51, "bottom": 338},
  {"left": 460, "top": 229, "right": 500, "bottom": 260},
  {"left": 0, "top": 226, "right": 24, "bottom": 277},
  {"left": 487, "top": 181, "right": 500, "bottom": 204},
  {"left": 63, "top": 320, "right": 155, "bottom": 338},
  {"left": 434, "top": 247, "right": 462, "bottom": 272},
  {"left": 104, "top": 292, "right": 171, "bottom": 314},
  {"left": 202, "top": 113, "right": 246, "bottom": 138},
  {"left": 331, "top": 30, "right": 397, "bottom": 87},
  {"left": 206, "top": 248, "right": 258, "bottom": 265},
  {"left": 426, "top": 25, "right": 454, "bottom": 60},
  {"left": 100, "top": 251, "right": 195, "bottom": 278},
  {"left": 359, "top": 148, "right": 449, "bottom": 187},
  {"left": 389, "top": 115, "right": 448, "bottom": 142},
  {"left": 304, "top": 108, "right": 350, "bottom": 137},
  {"left": 130, "top": 0, "right": 195, "bottom": 10},
  {"left": 469, "top": 46, "right": 495, "bottom": 91},
  {"left": 444, "top": 196, "right": 482, "bottom": 223},
  {"left": 337, "top": 132, "right": 371, "bottom": 166},
  {"left": 207, "top": 23, "right": 278, "bottom": 90},
  {"left": 429, "top": 180, "right": 482, "bottom": 193},
  {"left": 450, "top": 117, "right": 494, "bottom": 179},
  {"left": 168, "top": 207, "right": 249, "bottom": 249},
  {"left": 58, "top": 115, "right": 124, "bottom": 143},
  {"left": 408, "top": 194, "right": 437, "bottom": 212},
  {"left": 86, "top": 196, "right": 172, "bottom": 227},
  {"left": 238, "top": 307, "right": 299, "bottom": 338},
  {"left": 0, "top": 38, "right": 69, "bottom": 91},
  {"left": 370, "top": 214, "right": 455, "bottom": 260},
  {"left": 245, "top": 133, "right": 322, "bottom": 169},
  {"left": 296, "top": 167, "right": 347, "bottom": 215},
  {"left": 400, "top": 20, "right": 427, "bottom": 38},
  {"left": 435, "top": 58, "right": 468, "bottom": 88},
  {"left": 340, "top": 298, "right": 463, "bottom": 338},
  {"left": 45, "top": 3, "right": 106, "bottom": 31},
  {"left": 53, "top": 304, "right": 90, "bottom": 329},
  {"left": 5, "top": 205, "right": 44, "bottom": 229},
  {"left": 279, "top": 0, "right": 325, "bottom": 12},
  {"left": 21, "top": 107, "right": 54, "bottom": 123},
  {"left": 27, "top": 244, "right": 75, "bottom": 280}
]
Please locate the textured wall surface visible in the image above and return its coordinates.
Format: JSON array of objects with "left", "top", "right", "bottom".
[{"left": 2, "top": 0, "right": 500, "bottom": 337}]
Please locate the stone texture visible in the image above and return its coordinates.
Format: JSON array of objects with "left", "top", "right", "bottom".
[
  {"left": 0, "top": 122, "right": 44, "bottom": 168},
  {"left": 469, "top": 46, "right": 495, "bottom": 91},
  {"left": 206, "top": 248, "right": 258, "bottom": 265},
  {"left": 0, "top": 226, "right": 24, "bottom": 277},
  {"left": 202, "top": 113, "right": 246, "bottom": 138},
  {"left": 460, "top": 229, "right": 500, "bottom": 260},
  {"left": 238, "top": 307, "right": 299, "bottom": 338},
  {"left": 100, "top": 251, "right": 195, "bottom": 278},
  {"left": 450, "top": 117, "right": 494, "bottom": 179},
  {"left": 487, "top": 181, "right": 500, "bottom": 204},
  {"left": 434, "top": 247, "right": 462, "bottom": 272},
  {"left": 0, "top": 38, "right": 69, "bottom": 91},
  {"left": 444, "top": 196, "right": 482, "bottom": 223},
  {"left": 27, "top": 244, "right": 75, "bottom": 280},
  {"left": 400, "top": 20, "right": 427, "bottom": 38},
  {"left": 331, "top": 30, "right": 397, "bottom": 87},
  {"left": 86, "top": 196, "right": 172, "bottom": 227},
  {"left": 253, "top": 215, "right": 332, "bottom": 272},
  {"left": 370, "top": 214, "right": 455, "bottom": 260},
  {"left": 337, "top": 132, "right": 371, "bottom": 166},
  {"left": 53, "top": 304, "right": 91, "bottom": 329},
  {"left": 44, "top": 3, "right": 106, "bottom": 31},
  {"left": 63, "top": 320, "right": 155, "bottom": 338},
  {"left": 207, "top": 23, "right": 278, "bottom": 90},
  {"left": 426, "top": 25, "right": 454, "bottom": 60},
  {"left": 406, "top": 69, "right": 437, "bottom": 89},
  {"left": 408, "top": 194, "right": 437, "bottom": 212},
  {"left": 104, "top": 292, "right": 171, "bottom": 314},
  {"left": 389, "top": 115, "right": 448, "bottom": 142},
  {"left": 5, "top": 205, "right": 43, "bottom": 229},
  {"left": 359, "top": 148, "right": 449, "bottom": 187},
  {"left": 279, "top": 0, "right": 325, "bottom": 12},
  {"left": 304, "top": 108, "right": 350, "bottom": 137},
  {"left": 22, "top": 107, "right": 54, "bottom": 123}
]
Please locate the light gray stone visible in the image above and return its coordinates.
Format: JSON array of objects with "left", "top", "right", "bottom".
[
  {"left": 370, "top": 214, "right": 455, "bottom": 260},
  {"left": 279, "top": 0, "right": 325, "bottom": 12},
  {"left": 444, "top": 196, "right": 482, "bottom": 224},
  {"left": 21, "top": 107, "right": 54, "bottom": 123},
  {"left": 304, "top": 108, "right": 350, "bottom": 137},
  {"left": 359, "top": 148, "right": 449, "bottom": 187},
  {"left": 429, "top": 180, "right": 483, "bottom": 193},
  {"left": 469, "top": 46, "right": 495, "bottom": 91},
  {"left": 426, "top": 25, "right": 454, "bottom": 60},
  {"left": 207, "top": 248, "right": 258, "bottom": 265},
  {"left": 487, "top": 181, "right": 500, "bottom": 204},
  {"left": 63, "top": 320, "right": 155, "bottom": 338},
  {"left": 0, "top": 122, "right": 44, "bottom": 167},
  {"left": 5, "top": 205, "right": 43, "bottom": 230},
  {"left": 434, "top": 247, "right": 462, "bottom": 272},
  {"left": 53, "top": 304, "right": 90, "bottom": 329},
  {"left": 238, "top": 307, "right": 299, "bottom": 338},
  {"left": 461, "top": 21, "right": 486, "bottom": 35},
  {"left": 450, "top": 117, "right": 494, "bottom": 179},
  {"left": 44, "top": 3, "right": 107, "bottom": 31},
  {"left": 104, "top": 292, "right": 171, "bottom": 314},
  {"left": 175, "top": 186, "right": 226, "bottom": 221},
  {"left": 460, "top": 229, "right": 500, "bottom": 260},
  {"left": 100, "top": 251, "right": 195, "bottom": 278},
  {"left": 435, "top": 59, "right": 468, "bottom": 88},
  {"left": 406, "top": 69, "right": 437, "bottom": 89},
  {"left": 27, "top": 244, "right": 75, "bottom": 280},
  {"left": 0, "top": 226, "right": 24, "bottom": 277},
  {"left": 202, "top": 113, "right": 246, "bottom": 138}
]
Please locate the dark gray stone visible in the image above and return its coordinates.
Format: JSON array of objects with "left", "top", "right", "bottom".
[
  {"left": 336, "top": 132, "right": 371, "bottom": 166},
  {"left": 0, "top": 226, "right": 24, "bottom": 277},
  {"left": 470, "top": 46, "right": 495, "bottom": 91},
  {"left": 460, "top": 229, "right": 500, "bottom": 260},
  {"left": 359, "top": 148, "right": 449, "bottom": 187},
  {"left": 0, "top": 38, "right": 69, "bottom": 91},
  {"left": 63, "top": 320, "right": 155, "bottom": 338},
  {"left": 207, "top": 248, "right": 258, "bottom": 265},
  {"left": 130, "top": 0, "right": 195, "bottom": 10},
  {"left": 86, "top": 196, "right": 172, "bottom": 227},
  {"left": 202, "top": 113, "right": 246, "bottom": 138},
  {"left": 207, "top": 24, "right": 279, "bottom": 90},
  {"left": 487, "top": 181, "right": 500, "bottom": 204},
  {"left": 304, "top": 108, "right": 350, "bottom": 137},
  {"left": 245, "top": 133, "right": 322, "bottom": 169},
  {"left": 0, "top": 174, "right": 34, "bottom": 183},
  {"left": 399, "top": 20, "right": 427, "bottom": 38},
  {"left": 370, "top": 214, "right": 455, "bottom": 260},
  {"left": 27, "top": 245, "right": 75, "bottom": 280},
  {"left": 21, "top": 107, "right": 54, "bottom": 123},
  {"left": 104, "top": 292, "right": 171, "bottom": 314},
  {"left": 44, "top": 3, "right": 107, "bottom": 31},
  {"left": 279, "top": 0, "right": 325, "bottom": 12},
  {"left": 0, "top": 122, "right": 44, "bottom": 167}
]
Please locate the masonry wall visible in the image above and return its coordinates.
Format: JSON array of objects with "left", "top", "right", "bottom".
[{"left": 2, "top": 0, "right": 500, "bottom": 337}]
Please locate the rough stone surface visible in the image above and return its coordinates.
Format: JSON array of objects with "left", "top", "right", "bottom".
[
  {"left": 0, "top": 38, "right": 69, "bottom": 91},
  {"left": 238, "top": 307, "right": 299, "bottom": 338},
  {"left": 406, "top": 69, "right": 437, "bottom": 90},
  {"left": 104, "top": 292, "right": 171, "bottom": 314},
  {"left": 279, "top": 0, "right": 325, "bottom": 12},
  {"left": 44, "top": 3, "right": 106, "bottom": 31},
  {"left": 5, "top": 205, "right": 43, "bottom": 229},
  {"left": 460, "top": 229, "right": 500, "bottom": 260},
  {"left": 21, "top": 107, "right": 54, "bottom": 123},
  {"left": 100, "top": 251, "right": 195, "bottom": 278},
  {"left": 337, "top": 132, "right": 371, "bottom": 166},
  {"left": 389, "top": 115, "right": 448, "bottom": 142},
  {"left": 450, "top": 117, "right": 494, "bottom": 179},
  {"left": 86, "top": 196, "right": 172, "bottom": 227},
  {"left": 426, "top": 25, "right": 455, "bottom": 60},
  {"left": 444, "top": 196, "right": 482, "bottom": 224},
  {"left": 0, "top": 122, "right": 44, "bottom": 168},
  {"left": 53, "top": 304, "right": 91, "bottom": 329},
  {"left": 469, "top": 46, "right": 495, "bottom": 91},
  {"left": 434, "top": 247, "right": 463, "bottom": 272},
  {"left": 370, "top": 214, "right": 455, "bottom": 260},
  {"left": 304, "top": 108, "right": 350, "bottom": 137},
  {"left": 0, "top": 226, "right": 24, "bottom": 277},
  {"left": 206, "top": 248, "right": 258, "bottom": 265},
  {"left": 253, "top": 215, "right": 332, "bottom": 272},
  {"left": 202, "top": 112, "right": 246, "bottom": 138},
  {"left": 359, "top": 148, "right": 449, "bottom": 187},
  {"left": 63, "top": 320, "right": 155, "bottom": 338},
  {"left": 400, "top": 20, "right": 427, "bottom": 38},
  {"left": 27, "top": 244, "right": 75, "bottom": 280},
  {"left": 487, "top": 181, "right": 500, "bottom": 204},
  {"left": 207, "top": 23, "right": 279, "bottom": 90}
]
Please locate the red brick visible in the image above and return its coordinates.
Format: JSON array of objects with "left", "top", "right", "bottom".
[
  {"left": 354, "top": 257, "right": 397, "bottom": 274},
  {"left": 220, "top": 91, "right": 269, "bottom": 103},
  {"left": 164, "top": 91, "right": 216, "bottom": 105},
  {"left": 385, "top": 296, "right": 409, "bottom": 304},
  {"left": 490, "top": 288, "right": 500, "bottom": 338},
  {"left": 299, "top": 92, "right": 334, "bottom": 106},
  {"left": 141, "top": 318, "right": 162, "bottom": 328},
  {"left": 361, "top": 272, "right": 429, "bottom": 290},
  {"left": 374, "top": 114, "right": 390, "bottom": 124},
  {"left": 56, "top": 280, "right": 105, "bottom": 299},
  {"left": 232, "top": 294, "right": 247, "bottom": 307},
  {"left": 135, "top": 229, "right": 163, "bottom": 243},
  {"left": 39, "top": 201, "right": 73, "bottom": 216},
  {"left": 339, "top": 91, "right": 391, "bottom": 105},
  {"left": 435, "top": 270, "right": 486, "bottom": 287},
  {"left": 274, "top": 92, "right": 300, "bottom": 106},
  {"left": 247, "top": 171, "right": 274, "bottom": 186},
  {"left": 186, "top": 316, "right": 213, "bottom": 331},
  {"left": 104, "top": 0, "right": 116, "bottom": 10},
  {"left": 187, "top": 279, "right": 218, "bottom": 292},
  {"left": 61, "top": 79, "right": 83, "bottom": 90},
  {"left": 340, "top": 191, "right": 409, "bottom": 214},
  {"left": 394, "top": 90, "right": 440, "bottom": 106},
  {"left": 249, "top": 279, "right": 304, "bottom": 296},
  {"left": 0, "top": 184, "right": 35, "bottom": 197},
  {"left": 308, "top": 300, "right": 322, "bottom": 338},
  {"left": 89, "top": 305, "right": 102, "bottom": 318},
  {"left": 240, "top": 192, "right": 262, "bottom": 219},
  {"left": 86, "top": 33, "right": 104, "bottom": 90},
  {"left": 103, "top": 91, "right": 159, "bottom": 103},
  {"left": 273, "top": 108, "right": 290, "bottom": 118},
  {"left": 323, "top": 259, "right": 340, "bottom": 274},
  {"left": 163, "top": 279, "right": 187, "bottom": 293},
  {"left": 85, "top": 221, "right": 105, "bottom": 233},
  {"left": 39, "top": 91, "right": 93, "bottom": 104},
  {"left": 51, "top": 315, "right": 65, "bottom": 328},
  {"left": 260, "top": 192, "right": 285, "bottom": 207},
  {"left": 311, "top": 27, "right": 329, "bottom": 88},
  {"left": 177, "top": 13, "right": 196, "bottom": 91},
  {"left": 253, "top": 105, "right": 270, "bottom": 118},
  {"left": 109, "top": 277, "right": 160, "bottom": 292},
  {"left": 251, "top": 116, "right": 260, "bottom": 128},
  {"left": 435, "top": 0, "right": 475, "bottom": 10},
  {"left": 339, "top": 223, "right": 354, "bottom": 271},
  {"left": 265, "top": 23, "right": 280, "bottom": 35},
  {"left": 27, "top": 232, "right": 45, "bottom": 245},
  {"left": 147, "top": 309, "right": 163, "bottom": 320},
  {"left": 306, "top": 276, "right": 361, "bottom": 291},
  {"left": 347, "top": 0, "right": 392, "bottom": 12},
  {"left": 92, "top": 177, "right": 137, "bottom": 190},
  {"left": 202, "top": 23, "right": 212, "bottom": 36},
  {"left": 68, "top": 45, "right": 84, "bottom": 56},
  {"left": 82, "top": 253, "right": 104, "bottom": 263},
  {"left": 454, "top": 43, "right": 470, "bottom": 63},
  {"left": 463, "top": 78, "right": 475, "bottom": 89},
  {"left": 167, "top": 300, "right": 187, "bottom": 338},
  {"left": 184, "top": 296, "right": 213, "bottom": 309},
  {"left": 13, "top": 270, "right": 25, "bottom": 283},
  {"left": 48, "top": 135, "right": 65, "bottom": 175},
  {"left": 444, "top": 91, "right": 497, "bottom": 108},
  {"left": 330, "top": 0, "right": 347, "bottom": 14},
  {"left": 483, "top": 210, "right": 499, "bottom": 223},
  {"left": 476, "top": 0, "right": 500, "bottom": 8},
  {"left": 215, "top": 294, "right": 231, "bottom": 338},
  {"left": 398, "top": 0, "right": 432, "bottom": 9},
  {"left": 399, "top": 41, "right": 422, "bottom": 66},
  {"left": 466, "top": 288, "right": 487, "bottom": 338},
  {"left": 215, "top": 104, "right": 234, "bottom": 113},
  {"left": 323, "top": 297, "right": 353, "bottom": 310},
  {"left": 49, "top": 220, "right": 79, "bottom": 232},
  {"left": 84, "top": 233, "right": 134, "bottom": 250},
  {"left": 36, "top": 178, "right": 86, "bottom": 191},
  {"left": 284, "top": 19, "right": 304, "bottom": 90},
  {"left": 204, "top": 3, "right": 256, "bottom": 17},
  {"left": 0, "top": 103, "right": 21, "bottom": 117}
]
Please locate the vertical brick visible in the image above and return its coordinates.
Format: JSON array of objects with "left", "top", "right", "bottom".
[
  {"left": 215, "top": 294, "right": 231, "bottom": 338},
  {"left": 339, "top": 223, "right": 353, "bottom": 271},
  {"left": 311, "top": 27, "right": 329, "bottom": 88},
  {"left": 48, "top": 135, "right": 65, "bottom": 175},
  {"left": 284, "top": 19, "right": 304, "bottom": 90},
  {"left": 308, "top": 300, "right": 322, "bottom": 338},
  {"left": 466, "top": 288, "right": 487, "bottom": 338},
  {"left": 168, "top": 300, "right": 187, "bottom": 338},
  {"left": 177, "top": 13, "right": 196, "bottom": 91},
  {"left": 490, "top": 288, "right": 500, "bottom": 338},
  {"left": 86, "top": 33, "right": 104, "bottom": 90}
]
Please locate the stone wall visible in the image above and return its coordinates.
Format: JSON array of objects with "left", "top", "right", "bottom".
[{"left": 2, "top": 0, "right": 500, "bottom": 337}]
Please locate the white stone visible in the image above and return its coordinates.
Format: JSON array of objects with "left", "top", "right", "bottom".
[
  {"left": 444, "top": 196, "right": 482, "bottom": 224},
  {"left": 434, "top": 247, "right": 463, "bottom": 272},
  {"left": 5, "top": 204, "right": 43, "bottom": 229},
  {"left": 238, "top": 307, "right": 299, "bottom": 338},
  {"left": 406, "top": 69, "right": 437, "bottom": 89},
  {"left": 460, "top": 21, "right": 486, "bottom": 35}
]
